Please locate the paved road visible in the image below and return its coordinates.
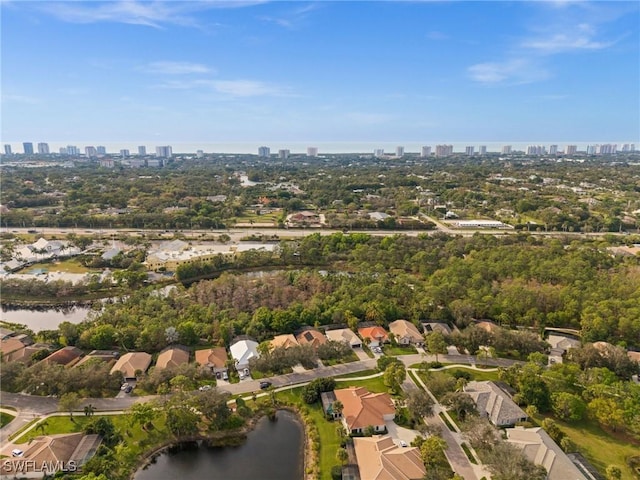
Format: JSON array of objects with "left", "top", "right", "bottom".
[
  {"left": 1, "top": 226, "right": 626, "bottom": 241},
  {"left": 406, "top": 371, "right": 480, "bottom": 480}
]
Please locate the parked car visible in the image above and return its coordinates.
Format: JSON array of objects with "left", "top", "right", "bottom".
[
  {"left": 222, "top": 372, "right": 229, "bottom": 380},
  {"left": 259, "top": 381, "right": 272, "bottom": 390},
  {"left": 399, "top": 440, "right": 407, "bottom": 447},
  {"left": 11, "top": 449, "right": 24, "bottom": 457},
  {"left": 120, "top": 383, "right": 129, "bottom": 391},
  {"left": 124, "top": 385, "right": 133, "bottom": 394},
  {"left": 199, "top": 385, "right": 212, "bottom": 391}
]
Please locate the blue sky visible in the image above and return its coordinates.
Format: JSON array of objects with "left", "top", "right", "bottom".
[{"left": 1, "top": 0, "right": 639, "bottom": 152}]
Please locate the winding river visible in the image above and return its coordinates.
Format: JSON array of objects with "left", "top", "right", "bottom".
[{"left": 133, "top": 410, "right": 304, "bottom": 480}]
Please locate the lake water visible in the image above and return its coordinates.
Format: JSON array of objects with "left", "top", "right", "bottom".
[
  {"left": 0, "top": 305, "right": 92, "bottom": 332},
  {"left": 134, "top": 410, "right": 304, "bottom": 480}
]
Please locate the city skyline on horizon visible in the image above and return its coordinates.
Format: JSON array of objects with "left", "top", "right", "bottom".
[
  {"left": 1, "top": 1, "right": 638, "bottom": 145},
  {"left": 4, "top": 140, "right": 637, "bottom": 156}
]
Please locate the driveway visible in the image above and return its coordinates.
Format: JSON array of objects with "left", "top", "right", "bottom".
[
  {"left": 384, "top": 420, "right": 419, "bottom": 446},
  {"left": 353, "top": 348, "right": 371, "bottom": 361}
]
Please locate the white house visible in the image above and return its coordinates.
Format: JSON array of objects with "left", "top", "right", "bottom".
[{"left": 229, "top": 339, "right": 259, "bottom": 372}]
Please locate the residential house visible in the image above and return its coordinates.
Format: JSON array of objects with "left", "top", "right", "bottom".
[
  {"left": 506, "top": 427, "right": 589, "bottom": 480},
  {"left": 73, "top": 350, "right": 118, "bottom": 369},
  {"left": 326, "top": 328, "right": 362, "bottom": 348},
  {"left": 195, "top": 347, "right": 229, "bottom": 378},
  {"left": 0, "top": 432, "right": 102, "bottom": 478},
  {"left": 547, "top": 334, "right": 581, "bottom": 364},
  {"left": 0, "top": 337, "right": 28, "bottom": 363},
  {"left": 110, "top": 352, "right": 152, "bottom": 380},
  {"left": 229, "top": 339, "right": 259, "bottom": 372},
  {"left": 389, "top": 320, "right": 423, "bottom": 346},
  {"left": 9, "top": 343, "right": 51, "bottom": 365},
  {"left": 40, "top": 346, "right": 84, "bottom": 367},
  {"left": 474, "top": 320, "right": 500, "bottom": 333},
  {"left": 155, "top": 346, "right": 190, "bottom": 370},
  {"left": 358, "top": 326, "right": 389, "bottom": 348},
  {"left": 0, "top": 327, "right": 15, "bottom": 340},
  {"left": 296, "top": 328, "right": 327, "bottom": 349},
  {"left": 464, "top": 381, "right": 528, "bottom": 427},
  {"left": 353, "top": 435, "right": 426, "bottom": 480},
  {"left": 422, "top": 322, "right": 452, "bottom": 336},
  {"left": 270, "top": 334, "right": 299, "bottom": 350},
  {"left": 334, "top": 387, "right": 395, "bottom": 434}
]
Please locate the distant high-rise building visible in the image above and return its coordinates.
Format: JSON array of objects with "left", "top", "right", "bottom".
[
  {"left": 155, "top": 145, "right": 173, "bottom": 158},
  {"left": 395, "top": 146, "right": 404, "bottom": 157},
  {"left": 59, "top": 147, "right": 68, "bottom": 155},
  {"left": 527, "top": 145, "right": 545, "bottom": 155},
  {"left": 85, "top": 146, "right": 97, "bottom": 157},
  {"left": 597, "top": 144, "right": 616, "bottom": 155},
  {"left": 23, "top": 142, "right": 34, "bottom": 155},
  {"left": 120, "top": 149, "right": 130, "bottom": 157},
  {"left": 631, "top": 144, "right": 636, "bottom": 152},
  {"left": 196, "top": 150, "right": 204, "bottom": 158},
  {"left": 501, "top": 145, "right": 512, "bottom": 154},
  {"left": 37, "top": 143, "right": 50, "bottom": 154},
  {"left": 3, "top": 144, "right": 12, "bottom": 155},
  {"left": 421, "top": 146, "right": 431, "bottom": 157},
  {"left": 586, "top": 145, "right": 596, "bottom": 155},
  {"left": 565, "top": 145, "right": 577, "bottom": 155},
  {"left": 374, "top": 149, "right": 385, "bottom": 157},
  {"left": 66, "top": 145, "right": 79, "bottom": 156},
  {"left": 465, "top": 146, "right": 475, "bottom": 156},
  {"left": 258, "top": 146, "right": 270, "bottom": 158},
  {"left": 97, "top": 146, "right": 107, "bottom": 155},
  {"left": 138, "top": 146, "right": 146, "bottom": 156},
  {"left": 621, "top": 144, "right": 630, "bottom": 152},
  {"left": 549, "top": 145, "right": 558, "bottom": 155},
  {"left": 479, "top": 146, "right": 487, "bottom": 155},
  {"left": 435, "top": 145, "right": 453, "bottom": 157},
  {"left": 307, "top": 147, "right": 318, "bottom": 157},
  {"left": 278, "top": 149, "right": 290, "bottom": 159}
]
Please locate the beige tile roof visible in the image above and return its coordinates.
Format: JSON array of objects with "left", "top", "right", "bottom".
[
  {"left": 73, "top": 350, "right": 117, "bottom": 369},
  {"left": 353, "top": 435, "right": 426, "bottom": 480},
  {"left": 335, "top": 387, "right": 395, "bottom": 430},
  {"left": 296, "top": 329, "right": 328, "bottom": 348},
  {"left": 155, "top": 347, "right": 189, "bottom": 370},
  {"left": 0, "top": 338, "right": 26, "bottom": 361},
  {"left": 195, "top": 347, "right": 228, "bottom": 369},
  {"left": 270, "top": 334, "right": 300, "bottom": 350},
  {"left": 326, "top": 328, "right": 361, "bottom": 346},
  {"left": 506, "top": 427, "right": 589, "bottom": 480},
  {"left": 465, "top": 381, "right": 527, "bottom": 426},
  {"left": 110, "top": 352, "right": 152, "bottom": 378},
  {"left": 389, "top": 320, "right": 423, "bottom": 343}
]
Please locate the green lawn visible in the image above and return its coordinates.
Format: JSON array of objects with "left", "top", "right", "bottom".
[
  {"left": 334, "top": 369, "right": 380, "bottom": 380},
  {"left": 440, "top": 366, "right": 500, "bottom": 382},
  {"left": 0, "top": 412, "right": 15, "bottom": 428},
  {"left": 544, "top": 416, "right": 640, "bottom": 480},
  {"left": 383, "top": 345, "right": 418, "bottom": 356},
  {"left": 21, "top": 258, "right": 99, "bottom": 274}
]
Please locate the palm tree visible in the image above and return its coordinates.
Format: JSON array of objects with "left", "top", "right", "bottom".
[
  {"left": 35, "top": 420, "right": 49, "bottom": 436},
  {"left": 84, "top": 404, "right": 95, "bottom": 417}
]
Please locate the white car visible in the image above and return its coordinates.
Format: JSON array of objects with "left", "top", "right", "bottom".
[
  {"left": 120, "top": 383, "right": 129, "bottom": 391},
  {"left": 11, "top": 449, "right": 24, "bottom": 457},
  {"left": 198, "top": 385, "right": 212, "bottom": 391},
  {"left": 399, "top": 440, "right": 407, "bottom": 447}
]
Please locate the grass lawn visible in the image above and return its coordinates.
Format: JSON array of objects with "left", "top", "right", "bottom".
[
  {"left": 334, "top": 369, "right": 380, "bottom": 380},
  {"left": 21, "top": 258, "right": 98, "bottom": 274},
  {"left": 0, "top": 412, "right": 15, "bottom": 428},
  {"left": 276, "top": 387, "right": 343, "bottom": 480},
  {"left": 542, "top": 415, "right": 640, "bottom": 480},
  {"left": 440, "top": 366, "right": 500, "bottom": 382},
  {"left": 383, "top": 345, "right": 418, "bottom": 356}
]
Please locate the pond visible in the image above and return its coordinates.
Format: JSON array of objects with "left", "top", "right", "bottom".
[
  {"left": 134, "top": 410, "right": 304, "bottom": 480},
  {"left": 0, "top": 304, "right": 93, "bottom": 332}
]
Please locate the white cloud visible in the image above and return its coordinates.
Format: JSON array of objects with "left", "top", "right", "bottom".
[
  {"left": 34, "top": 1, "right": 266, "bottom": 28},
  {"left": 153, "top": 78, "right": 290, "bottom": 97},
  {"left": 522, "top": 32, "right": 614, "bottom": 53},
  {"left": 211, "top": 80, "right": 282, "bottom": 97},
  {"left": 426, "top": 31, "right": 449, "bottom": 41},
  {"left": 468, "top": 59, "right": 550, "bottom": 85},
  {"left": 1, "top": 94, "right": 40, "bottom": 104},
  {"left": 144, "top": 61, "right": 213, "bottom": 75},
  {"left": 259, "top": 2, "right": 322, "bottom": 29}
]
